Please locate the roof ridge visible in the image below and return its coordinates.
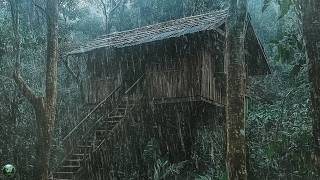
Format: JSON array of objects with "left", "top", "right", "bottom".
[
  {"left": 98, "top": 8, "right": 228, "bottom": 39},
  {"left": 68, "top": 8, "right": 229, "bottom": 55}
]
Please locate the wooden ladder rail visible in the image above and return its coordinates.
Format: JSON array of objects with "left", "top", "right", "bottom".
[
  {"left": 72, "top": 74, "right": 145, "bottom": 180},
  {"left": 62, "top": 85, "right": 122, "bottom": 156},
  {"left": 97, "top": 75, "right": 144, "bottom": 149},
  {"left": 49, "top": 86, "right": 123, "bottom": 179},
  {"left": 49, "top": 74, "right": 145, "bottom": 179}
]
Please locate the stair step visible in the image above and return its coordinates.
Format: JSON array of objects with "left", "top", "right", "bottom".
[
  {"left": 60, "top": 165, "right": 80, "bottom": 172},
  {"left": 105, "top": 120, "right": 121, "bottom": 124},
  {"left": 97, "top": 127, "right": 114, "bottom": 133},
  {"left": 75, "top": 145, "right": 93, "bottom": 154},
  {"left": 51, "top": 95, "right": 140, "bottom": 180},
  {"left": 95, "top": 129, "right": 106, "bottom": 134},
  {"left": 95, "top": 130, "right": 106, "bottom": 136},
  {"left": 83, "top": 140, "right": 103, "bottom": 146},
  {"left": 95, "top": 134, "right": 105, "bottom": 140},
  {"left": 108, "top": 115, "right": 125, "bottom": 119},
  {"left": 108, "top": 112, "right": 126, "bottom": 117},
  {"left": 78, "top": 145, "right": 92, "bottom": 149},
  {"left": 53, "top": 172, "right": 73, "bottom": 179},
  {"left": 118, "top": 104, "right": 134, "bottom": 108},
  {"left": 63, "top": 159, "right": 82, "bottom": 166},
  {"left": 71, "top": 154, "right": 86, "bottom": 159},
  {"left": 89, "top": 139, "right": 103, "bottom": 143}
]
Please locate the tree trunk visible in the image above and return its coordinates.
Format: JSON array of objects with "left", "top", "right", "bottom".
[
  {"left": 100, "top": 0, "right": 111, "bottom": 34},
  {"left": 34, "top": 100, "right": 51, "bottom": 180},
  {"left": 224, "top": 0, "right": 248, "bottom": 179},
  {"left": 303, "top": 0, "right": 320, "bottom": 167},
  {"left": 12, "top": 0, "right": 58, "bottom": 179},
  {"left": 8, "top": 2, "right": 21, "bottom": 179},
  {"left": 100, "top": 0, "right": 125, "bottom": 34},
  {"left": 8, "top": 0, "right": 20, "bottom": 65},
  {"left": 45, "top": 0, "right": 58, "bottom": 133}
]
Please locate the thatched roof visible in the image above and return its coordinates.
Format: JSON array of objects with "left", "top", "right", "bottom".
[{"left": 68, "top": 9, "right": 228, "bottom": 55}]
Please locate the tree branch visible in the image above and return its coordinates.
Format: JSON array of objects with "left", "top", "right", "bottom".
[
  {"left": 32, "top": 0, "right": 46, "bottom": 16},
  {"left": 13, "top": 69, "right": 40, "bottom": 106},
  {"left": 100, "top": 0, "right": 107, "bottom": 16},
  {"left": 109, "top": 0, "right": 125, "bottom": 14},
  {"left": 64, "top": 56, "right": 80, "bottom": 84},
  {"left": 0, "top": 74, "right": 14, "bottom": 82}
]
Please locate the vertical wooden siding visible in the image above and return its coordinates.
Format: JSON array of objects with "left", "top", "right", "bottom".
[
  {"left": 83, "top": 78, "right": 115, "bottom": 104},
  {"left": 146, "top": 56, "right": 201, "bottom": 99},
  {"left": 201, "top": 35, "right": 226, "bottom": 105}
]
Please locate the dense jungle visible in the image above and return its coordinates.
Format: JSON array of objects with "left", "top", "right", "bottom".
[{"left": 0, "top": 0, "right": 319, "bottom": 179}]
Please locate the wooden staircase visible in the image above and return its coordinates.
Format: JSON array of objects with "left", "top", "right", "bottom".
[{"left": 49, "top": 75, "right": 144, "bottom": 180}]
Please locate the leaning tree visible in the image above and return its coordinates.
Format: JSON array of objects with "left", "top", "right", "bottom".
[{"left": 13, "top": 0, "right": 58, "bottom": 179}]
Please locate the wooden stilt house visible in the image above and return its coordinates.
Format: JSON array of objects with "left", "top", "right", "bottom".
[{"left": 50, "top": 9, "right": 270, "bottom": 180}]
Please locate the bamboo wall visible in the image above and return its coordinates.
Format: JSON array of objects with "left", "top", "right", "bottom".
[
  {"left": 200, "top": 34, "right": 226, "bottom": 105},
  {"left": 145, "top": 54, "right": 201, "bottom": 99},
  {"left": 145, "top": 31, "right": 226, "bottom": 105}
]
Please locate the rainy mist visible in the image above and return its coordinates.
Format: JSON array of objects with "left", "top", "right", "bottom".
[{"left": 0, "top": 0, "right": 319, "bottom": 179}]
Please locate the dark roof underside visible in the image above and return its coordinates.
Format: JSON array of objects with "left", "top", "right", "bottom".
[{"left": 68, "top": 9, "right": 228, "bottom": 55}]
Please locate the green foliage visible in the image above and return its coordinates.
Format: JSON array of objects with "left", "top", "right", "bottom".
[
  {"left": 153, "top": 159, "right": 188, "bottom": 180},
  {"left": 269, "top": 32, "right": 301, "bottom": 64},
  {"left": 195, "top": 174, "right": 213, "bottom": 180},
  {"left": 195, "top": 172, "right": 227, "bottom": 180},
  {"left": 141, "top": 128, "right": 226, "bottom": 180},
  {"left": 142, "top": 138, "right": 160, "bottom": 165},
  {"left": 262, "top": 0, "right": 273, "bottom": 12},
  {"left": 141, "top": 138, "right": 190, "bottom": 179},
  {"left": 262, "top": 0, "right": 302, "bottom": 19},
  {"left": 247, "top": 65, "right": 319, "bottom": 179},
  {"left": 278, "top": 0, "right": 292, "bottom": 19}
]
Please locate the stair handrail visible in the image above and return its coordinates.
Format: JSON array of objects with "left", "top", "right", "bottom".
[
  {"left": 83, "top": 73, "right": 145, "bottom": 152},
  {"left": 92, "top": 74, "right": 145, "bottom": 152},
  {"left": 52, "top": 73, "right": 145, "bottom": 179},
  {"left": 62, "top": 85, "right": 123, "bottom": 157},
  {"left": 63, "top": 85, "right": 122, "bottom": 142},
  {"left": 63, "top": 73, "right": 145, "bottom": 156},
  {"left": 124, "top": 73, "right": 145, "bottom": 95},
  {"left": 69, "top": 73, "right": 145, "bottom": 180},
  {"left": 74, "top": 75, "right": 145, "bottom": 179}
]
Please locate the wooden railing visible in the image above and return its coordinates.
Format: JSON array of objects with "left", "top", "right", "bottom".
[
  {"left": 62, "top": 73, "right": 145, "bottom": 158},
  {"left": 62, "top": 85, "right": 124, "bottom": 157},
  {"left": 95, "top": 74, "right": 145, "bottom": 150},
  {"left": 73, "top": 75, "right": 145, "bottom": 180}
]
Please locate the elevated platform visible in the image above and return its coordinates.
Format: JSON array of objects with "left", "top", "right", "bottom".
[{"left": 150, "top": 96, "right": 225, "bottom": 107}]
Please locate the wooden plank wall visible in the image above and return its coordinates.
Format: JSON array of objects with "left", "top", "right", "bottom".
[
  {"left": 145, "top": 31, "right": 226, "bottom": 105},
  {"left": 201, "top": 32, "right": 226, "bottom": 105},
  {"left": 146, "top": 57, "right": 201, "bottom": 99},
  {"left": 84, "top": 48, "right": 122, "bottom": 104},
  {"left": 201, "top": 49, "right": 215, "bottom": 101},
  {"left": 145, "top": 37, "right": 202, "bottom": 99},
  {"left": 82, "top": 78, "right": 114, "bottom": 104}
]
